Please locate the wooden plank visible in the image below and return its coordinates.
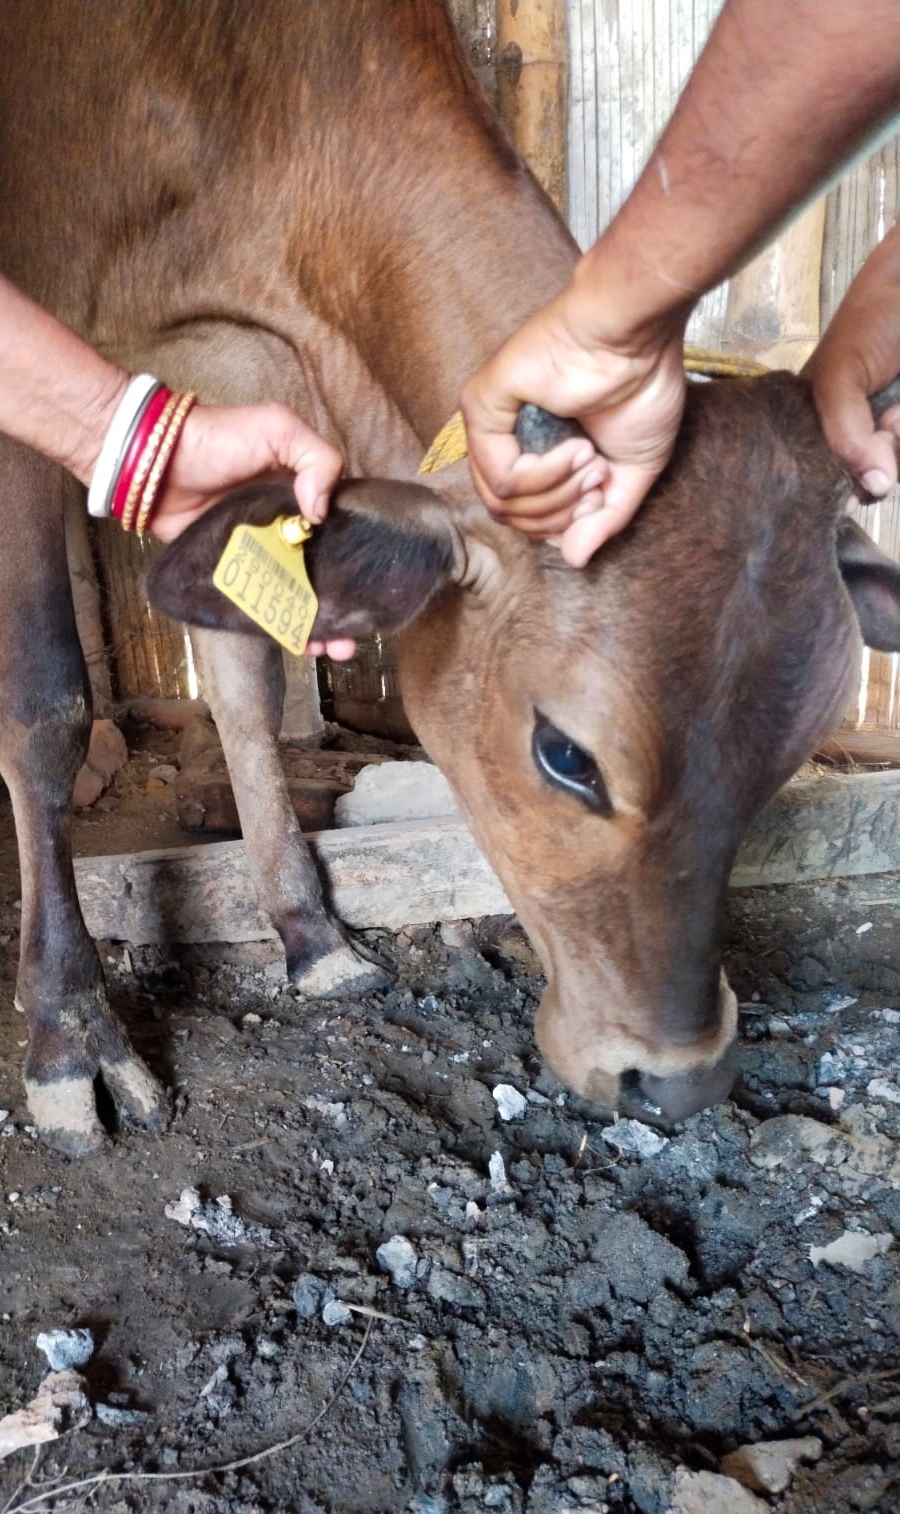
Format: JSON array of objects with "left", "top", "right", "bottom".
[
  {"left": 74, "top": 770, "right": 900, "bottom": 945},
  {"left": 175, "top": 774, "right": 346, "bottom": 835},
  {"left": 816, "top": 731, "right": 900, "bottom": 769},
  {"left": 731, "top": 770, "right": 900, "bottom": 889},
  {"left": 74, "top": 817, "right": 513, "bottom": 944}
]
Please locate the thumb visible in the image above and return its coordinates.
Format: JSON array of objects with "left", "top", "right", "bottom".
[
  {"left": 282, "top": 431, "right": 344, "bottom": 523},
  {"left": 814, "top": 369, "right": 898, "bottom": 496}
]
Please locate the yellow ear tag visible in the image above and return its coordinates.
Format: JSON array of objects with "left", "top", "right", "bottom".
[{"left": 212, "top": 515, "right": 319, "bottom": 655}]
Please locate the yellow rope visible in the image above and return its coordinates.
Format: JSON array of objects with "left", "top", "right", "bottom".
[
  {"left": 418, "top": 345, "right": 771, "bottom": 476},
  {"left": 683, "top": 344, "right": 771, "bottom": 378},
  {"left": 417, "top": 409, "right": 468, "bottom": 475}
]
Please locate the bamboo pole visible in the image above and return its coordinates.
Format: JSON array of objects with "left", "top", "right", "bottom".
[
  {"left": 721, "top": 197, "right": 827, "bottom": 371},
  {"left": 497, "top": 0, "right": 568, "bottom": 216},
  {"left": 65, "top": 480, "right": 112, "bottom": 712}
]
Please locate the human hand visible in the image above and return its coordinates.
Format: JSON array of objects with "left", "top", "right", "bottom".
[
  {"left": 460, "top": 277, "right": 688, "bottom": 567},
  {"left": 804, "top": 224, "right": 900, "bottom": 499},
  {"left": 149, "top": 402, "right": 356, "bottom": 661}
]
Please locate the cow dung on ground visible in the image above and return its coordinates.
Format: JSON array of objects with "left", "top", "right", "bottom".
[{"left": 0, "top": 740, "right": 898, "bottom": 1513}]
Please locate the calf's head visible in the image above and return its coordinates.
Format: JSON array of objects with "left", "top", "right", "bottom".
[{"left": 149, "top": 372, "right": 900, "bottom": 1122}]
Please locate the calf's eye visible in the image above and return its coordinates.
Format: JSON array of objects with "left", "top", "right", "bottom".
[{"left": 532, "top": 711, "right": 612, "bottom": 815}]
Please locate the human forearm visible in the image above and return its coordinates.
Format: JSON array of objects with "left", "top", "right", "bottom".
[
  {"left": 0, "top": 274, "right": 128, "bottom": 483},
  {"left": 577, "top": 0, "right": 900, "bottom": 346}
]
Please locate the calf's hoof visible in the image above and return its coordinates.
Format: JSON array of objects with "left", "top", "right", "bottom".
[
  {"left": 288, "top": 940, "right": 392, "bottom": 998},
  {"left": 25, "top": 1054, "right": 169, "bottom": 1158},
  {"left": 22, "top": 1000, "right": 169, "bottom": 1157},
  {"left": 279, "top": 910, "right": 392, "bottom": 998}
]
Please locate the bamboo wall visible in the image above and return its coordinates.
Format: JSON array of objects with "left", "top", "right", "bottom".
[{"left": 566, "top": 0, "right": 899, "bottom": 733}]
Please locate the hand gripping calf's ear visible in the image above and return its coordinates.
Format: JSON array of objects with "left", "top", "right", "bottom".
[{"left": 146, "top": 479, "right": 457, "bottom": 644}]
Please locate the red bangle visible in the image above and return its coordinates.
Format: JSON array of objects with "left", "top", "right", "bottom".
[
  {"left": 111, "top": 386, "right": 173, "bottom": 520},
  {"left": 135, "top": 390, "right": 197, "bottom": 534}
]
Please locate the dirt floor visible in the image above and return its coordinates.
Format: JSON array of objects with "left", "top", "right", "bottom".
[{"left": 0, "top": 731, "right": 898, "bottom": 1513}]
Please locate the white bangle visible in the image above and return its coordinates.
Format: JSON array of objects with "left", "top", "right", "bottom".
[{"left": 86, "top": 373, "right": 161, "bottom": 518}]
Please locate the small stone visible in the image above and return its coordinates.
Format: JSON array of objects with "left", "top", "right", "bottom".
[
  {"left": 322, "top": 1299, "right": 352, "bottom": 1326},
  {"left": 0, "top": 1369, "right": 90, "bottom": 1457},
  {"left": 376, "top": 1234, "right": 419, "bottom": 1289},
  {"left": 809, "top": 1230, "right": 893, "bottom": 1272},
  {"left": 749, "top": 1114, "right": 833, "bottom": 1170},
  {"left": 95, "top": 1403, "right": 152, "bottom": 1427},
  {"left": 165, "top": 1188, "right": 202, "bottom": 1227},
  {"left": 335, "top": 760, "right": 460, "bottom": 826},
  {"left": 492, "top": 1084, "right": 526, "bottom": 1121},
  {"left": 488, "top": 1151, "right": 511, "bottom": 1192},
  {"left": 148, "top": 763, "right": 178, "bottom": 785},
  {"left": 301, "top": 1095, "right": 347, "bottom": 1127},
  {"left": 866, "top": 1077, "right": 900, "bottom": 1104},
  {"left": 292, "top": 1274, "right": 328, "bottom": 1319},
  {"left": 671, "top": 1468, "right": 769, "bottom": 1514},
  {"left": 35, "top": 1328, "right": 94, "bottom": 1371},
  {"left": 85, "top": 719, "right": 128, "bottom": 781},
  {"left": 600, "top": 1119, "right": 669, "bottom": 1158},
  {"left": 440, "top": 920, "right": 475, "bottom": 949},
  {"left": 720, "top": 1437, "right": 822, "bottom": 1495},
  {"left": 426, "top": 1267, "right": 482, "bottom": 1308},
  {"left": 72, "top": 763, "right": 106, "bottom": 808}
]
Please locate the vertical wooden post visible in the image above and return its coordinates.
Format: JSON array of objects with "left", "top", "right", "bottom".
[
  {"left": 280, "top": 651, "right": 324, "bottom": 744},
  {"left": 65, "top": 480, "right": 112, "bottom": 712},
  {"left": 497, "top": 0, "right": 568, "bottom": 216},
  {"left": 721, "top": 198, "right": 826, "bottom": 371}
]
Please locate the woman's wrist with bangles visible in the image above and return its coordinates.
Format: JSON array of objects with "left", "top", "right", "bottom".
[{"left": 87, "top": 373, "right": 197, "bottom": 533}]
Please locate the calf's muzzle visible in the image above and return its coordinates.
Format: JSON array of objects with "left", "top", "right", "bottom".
[{"left": 536, "top": 971, "right": 739, "bottom": 1125}]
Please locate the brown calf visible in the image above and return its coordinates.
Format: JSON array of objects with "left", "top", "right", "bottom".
[{"left": 2, "top": 1, "right": 899, "bottom": 1153}]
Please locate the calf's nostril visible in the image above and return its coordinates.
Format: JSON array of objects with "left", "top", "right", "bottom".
[
  {"left": 620, "top": 1040, "right": 739, "bottom": 1125},
  {"left": 618, "top": 1068, "right": 666, "bottom": 1124}
]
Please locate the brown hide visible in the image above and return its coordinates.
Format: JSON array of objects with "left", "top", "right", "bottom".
[{"left": 0, "top": 1, "right": 883, "bottom": 1148}]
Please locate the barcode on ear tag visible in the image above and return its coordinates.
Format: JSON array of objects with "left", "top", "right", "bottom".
[{"left": 212, "top": 518, "right": 319, "bottom": 656}]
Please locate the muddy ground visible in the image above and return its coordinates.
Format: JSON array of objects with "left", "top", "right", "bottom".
[{"left": 0, "top": 731, "right": 898, "bottom": 1513}]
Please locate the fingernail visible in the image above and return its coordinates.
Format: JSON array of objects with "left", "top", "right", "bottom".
[
  {"left": 580, "top": 469, "right": 603, "bottom": 493},
  {"left": 862, "top": 469, "right": 891, "bottom": 497},
  {"left": 573, "top": 496, "right": 602, "bottom": 520},
  {"left": 571, "top": 442, "right": 596, "bottom": 471}
]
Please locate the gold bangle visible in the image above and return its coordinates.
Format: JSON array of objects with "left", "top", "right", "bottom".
[
  {"left": 135, "top": 391, "right": 197, "bottom": 535},
  {"left": 120, "top": 391, "right": 182, "bottom": 531}
]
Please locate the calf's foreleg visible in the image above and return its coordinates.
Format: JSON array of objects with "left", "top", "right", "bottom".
[
  {"left": 0, "top": 444, "right": 166, "bottom": 1153},
  {"left": 190, "top": 627, "right": 388, "bottom": 995}
]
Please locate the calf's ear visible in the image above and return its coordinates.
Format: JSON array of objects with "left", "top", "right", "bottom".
[
  {"left": 147, "top": 479, "right": 457, "bottom": 640},
  {"left": 837, "top": 517, "right": 900, "bottom": 651}
]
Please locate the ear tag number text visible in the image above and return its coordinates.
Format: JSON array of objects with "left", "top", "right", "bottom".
[{"left": 212, "top": 515, "right": 318, "bottom": 656}]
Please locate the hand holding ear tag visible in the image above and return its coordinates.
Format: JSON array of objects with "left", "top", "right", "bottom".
[{"left": 212, "top": 515, "right": 319, "bottom": 654}]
